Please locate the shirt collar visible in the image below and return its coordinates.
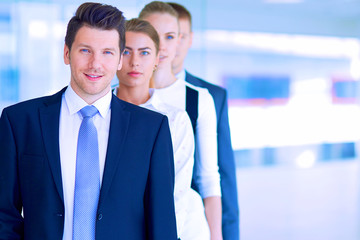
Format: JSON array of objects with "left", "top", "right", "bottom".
[
  {"left": 140, "top": 89, "right": 162, "bottom": 109},
  {"left": 113, "top": 87, "right": 159, "bottom": 109},
  {"left": 175, "top": 69, "right": 186, "bottom": 82},
  {"left": 64, "top": 85, "right": 112, "bottom": 118}
]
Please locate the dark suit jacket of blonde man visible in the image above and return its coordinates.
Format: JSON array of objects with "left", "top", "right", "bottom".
[{"left": 186, "top": 71, "right": 240, "bottom": 240}]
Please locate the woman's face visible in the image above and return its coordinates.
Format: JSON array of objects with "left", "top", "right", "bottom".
[
  {"left": 142, "top": 13, "right": 179, "bottom": 69},
  {"left": 116, "top": 31, "right": 159, "bottom": 88}
]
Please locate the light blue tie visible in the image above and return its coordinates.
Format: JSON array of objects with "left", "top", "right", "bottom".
[{"left": 73, "top": 105, "right": 100, "bottom": 240}]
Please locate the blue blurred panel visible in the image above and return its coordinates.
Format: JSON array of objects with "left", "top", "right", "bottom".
[
  {"left": 333, "top": 81, "right": 359, "bottom": 98},
  {"left": 321, "top": 142, "right": 356, "bottom": 161},
  {"left": 225, "top": 75, "right": 290, "bottom": 101},
  {"left": 234, "top": 142, "right": 356, "bottom": 168},
  {"left": 234, "top": 147, "right": 277, "bottom": 167},
  {"left": 0, "top": 4, "right": 11, "bottom": 32},
  {"left": 0, "top": 69, "right": 19, "bottom": 102},
  {"left": 0, "top": 12, "right": 10, "bottom": 22},
  {"left": 263, "top": 147, "right": 276, "bottom": 166},
  {"left": 234, "top": 149, "right": 253, "bottom": 168}
]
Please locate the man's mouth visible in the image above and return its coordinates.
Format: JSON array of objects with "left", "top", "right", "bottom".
[{"left": 85, "top": 73, "right": 102, "bottom": 80}]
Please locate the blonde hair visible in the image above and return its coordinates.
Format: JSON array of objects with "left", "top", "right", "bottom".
[
  {"left": 139, "top": 1, "right": 178, "bottom": 20},
  {"left": 167, "top": 2, "right": 192, "bottom": 30}
]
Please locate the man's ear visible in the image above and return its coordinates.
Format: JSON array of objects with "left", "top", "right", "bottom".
[
  {"left": 117, "top": 53, "right": 123, "bottom": 71},
  {"left": 189, "top": 31, "right": 194, "bottom": 48},
  {"left": 178, "top": 33, "right": 182, "bottom": 45},
  {"left": 64, "top": 44, "right": 70, "bottom": 65}
]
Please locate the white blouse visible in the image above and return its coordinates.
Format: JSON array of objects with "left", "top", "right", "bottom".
[
  {"left": 154, "top": 74, "right": 221, "bottom": 199},
  {"left": 140, "top": 89, "right": 195, "bottom": 236},
  {"left": 113, "top": 88, "right": 208, "bottom": 237}
]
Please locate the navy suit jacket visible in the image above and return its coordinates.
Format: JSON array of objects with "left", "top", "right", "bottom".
[
  {"left": 0, "top": 87, "right": 178, "bottom": 240},
  {"left": 185, "top": 71, "right": 240, "bottom": 240}
]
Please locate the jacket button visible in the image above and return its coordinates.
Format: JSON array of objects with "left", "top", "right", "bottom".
[{"left": 97, "top": 213, "right": 103, "bottom": 220}]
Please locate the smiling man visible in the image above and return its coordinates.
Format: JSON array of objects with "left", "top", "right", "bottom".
[{"left": 0, "top": 2, "right": 178, "bottom": 240}]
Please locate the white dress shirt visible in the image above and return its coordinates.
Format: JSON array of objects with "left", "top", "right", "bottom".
[
  {"left": 155, "top": 71, "right": 221, "bottom": 199},
  {"left": 59, "top": 85, "right": 112, "bottom": 240},
  {"left": 113, "top": 88, "right": 209, "bottom": 238}
]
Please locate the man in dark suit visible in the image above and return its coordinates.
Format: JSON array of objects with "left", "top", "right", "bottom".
[
  {"left": 168, "top": 3, "right": 240, "bottom": 240},
  {"left": 0, "top": 2, "right": 178, "bottom": 240}
]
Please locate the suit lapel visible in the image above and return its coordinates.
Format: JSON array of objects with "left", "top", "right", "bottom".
[
  {"left": 185, "top": 71, "right": 193, "bottom": 84},
  {"left": 99, "top": 96, "right": 130, "bottom": 205},
  {"left": 185, "top": 71, "right": 200, "bottom": 87},
  {"left": 39, "top": 88, "right": 66, "bottom": 202}
]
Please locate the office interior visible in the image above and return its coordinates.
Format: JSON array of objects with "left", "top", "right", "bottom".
[{"left": 0, "top": 0, "right": 359, "bottom": 239}]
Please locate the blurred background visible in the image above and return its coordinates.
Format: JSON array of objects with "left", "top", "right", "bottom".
[{"left": 1, "top": 0, "right": 360, "bottom": 239}]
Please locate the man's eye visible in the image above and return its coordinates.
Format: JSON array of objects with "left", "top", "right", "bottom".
[
  {"left": 81, "top": 49, "right": 90, "bottom": 53},
  {"left": 141, "top": 51, "right": 150, "bottom": 56},
  {"left": 123, "top": 50, "right": 130, "bottom": 55},
  {"left": 166, "top": 35, "right": 174, "bottom": 40}
]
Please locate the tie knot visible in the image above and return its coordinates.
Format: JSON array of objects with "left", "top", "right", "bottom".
[{"left": 79, "top": 105, "right": 98, "bottom": 118}]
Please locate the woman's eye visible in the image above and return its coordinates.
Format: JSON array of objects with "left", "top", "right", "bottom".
[
  {"left": 104, "top": 51, "right": 113, "bottom": 55},
  {"left": 166, "top": 35, "right": 174, "bottom": 40}
]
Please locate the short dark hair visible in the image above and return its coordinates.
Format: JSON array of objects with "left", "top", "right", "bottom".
[
  {"left": 167, "top": 2, "right": 192, "bottom": 30},
  {"left": 65, "top": 2, "right": 126, "bottom": 53},
  {"left": 125, "top": 18, "right": 160, "bottom": 54}
]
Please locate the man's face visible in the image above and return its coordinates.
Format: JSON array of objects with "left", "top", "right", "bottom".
[
  {"left": 64, "top": 25, "right": 122, "bottom": 104},
  {"left": 172, "top": 18, "right": 192, "bottom": 72}
]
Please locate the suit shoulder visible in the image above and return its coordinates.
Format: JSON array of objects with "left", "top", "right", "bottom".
[
  {"left": 114, "top": 97, "right": 167, "bottom": 121},
  {"left": 2, "top": 92, "right": 61, "bottom": 116},
  {"left": 113, "top": 98, "right": 170, "bottom": 138},
  {"left": 186, "top": 72, "right": 226, "bottom": 97}
]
